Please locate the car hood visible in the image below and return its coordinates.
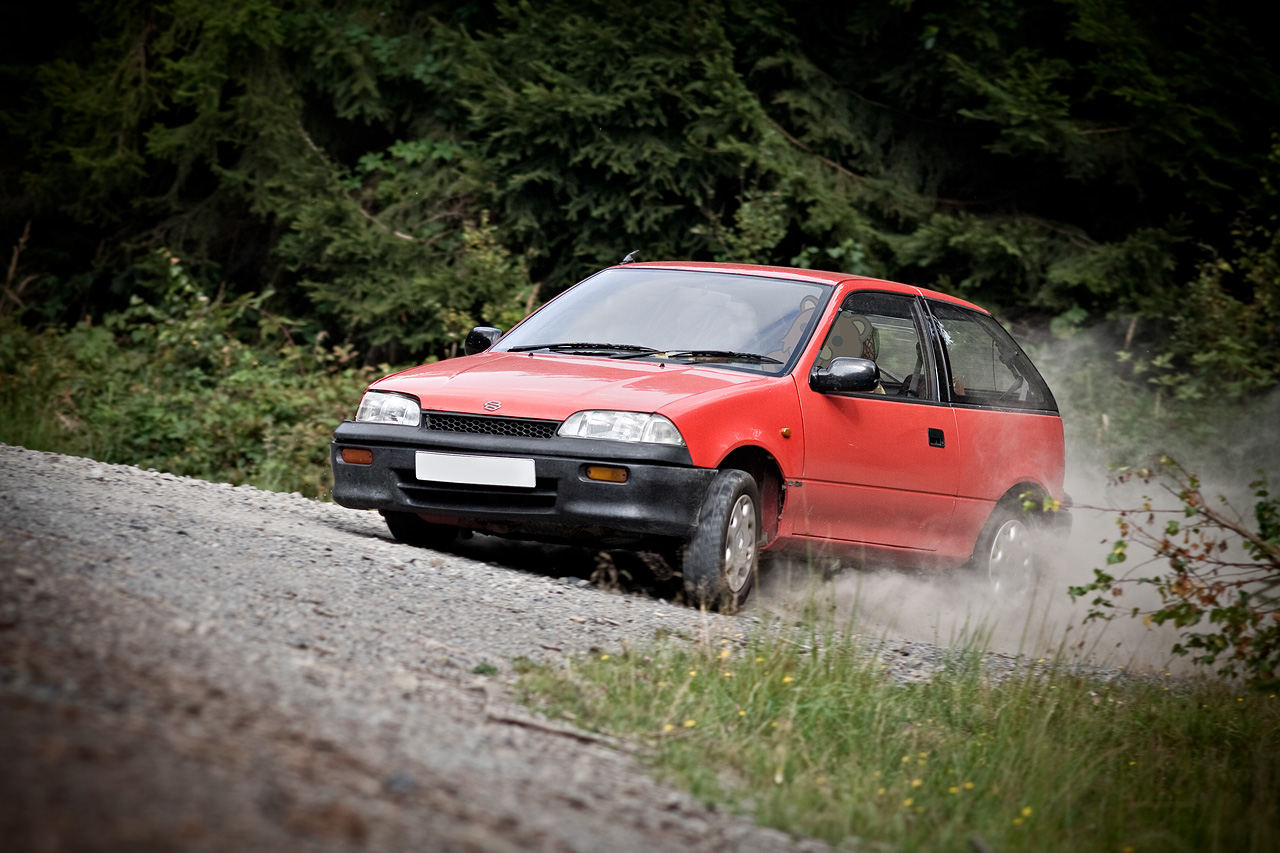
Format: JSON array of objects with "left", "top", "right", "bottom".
[{"left": 370, "top": 352, "right": 780, "bottom": 421}]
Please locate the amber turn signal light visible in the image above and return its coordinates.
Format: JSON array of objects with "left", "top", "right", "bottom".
[
  {"left": 585, "top": 465, "right": 628, "bottom": 483},
  {"left": 340, "top": 447, "right": 374, "bottom": 465}
]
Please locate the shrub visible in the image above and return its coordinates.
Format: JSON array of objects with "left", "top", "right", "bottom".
[
  {"left": 1070, "top": 457, "right": 1280, "bottom": 688},
  {"left": 0, "top": 252, "right": 384, "bottom": 497}
]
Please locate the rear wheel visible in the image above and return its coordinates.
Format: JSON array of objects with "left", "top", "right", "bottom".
[
  {"left": 381, "top": 510, "right": 458, "bottom": 550},
  {"left": 973, "top": 505, "right": 1038, "bottom": 600},
  {"left": 682, "top": 470, "right": 761, "bottom": 612}
]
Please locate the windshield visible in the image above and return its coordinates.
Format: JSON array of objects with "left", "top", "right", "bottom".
[{"left": 496, "top": 268, "right": 832, "bottom": 374}]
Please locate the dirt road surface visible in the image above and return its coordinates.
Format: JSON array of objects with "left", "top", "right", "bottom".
[{"left": 1, "top": 445, "right": 840, "bottom": 852}]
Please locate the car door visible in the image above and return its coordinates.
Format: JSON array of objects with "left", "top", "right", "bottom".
[
  {"left": 924, "top": 299, "right": 1065, "bottom": 548},
  {"left": 795, "top": 290, "right": 960, "bottom": 550}
]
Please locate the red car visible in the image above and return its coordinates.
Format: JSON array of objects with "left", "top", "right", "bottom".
[{"left": 331, "top": 262, "right": 1068, "bottom": 610}]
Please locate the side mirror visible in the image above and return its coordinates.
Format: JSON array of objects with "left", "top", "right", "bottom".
[
  {"left": 810, "top": 357, "right": 880, "bottom": 395},
  {"left": 464, "top": 326, "right": 503, "bottom": 355}
]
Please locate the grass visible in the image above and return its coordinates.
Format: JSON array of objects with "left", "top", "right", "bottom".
[{"left": 515, "top": 611, "right": 1280, "bottom": 852}]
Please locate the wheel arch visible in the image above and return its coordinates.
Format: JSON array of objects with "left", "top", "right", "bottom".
[
  {"left": 717, "top": 446, "right": 784, "bottom": 545},
  {"left": 969, "top": 480, "right": 1050, "bottom": 562},
  {"left": 997, "top": 480, "right": 1050, "bottom": 512}
]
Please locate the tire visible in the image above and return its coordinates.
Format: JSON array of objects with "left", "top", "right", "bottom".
[
  {"left": 972, "top": 503, "right": 1039, "bottom": 601},
  {"left": 682, "top": 470, "right": 761, "bottom": 612},
  {"left": 380, "top": 510, "right": 458, "bottom": 550}
]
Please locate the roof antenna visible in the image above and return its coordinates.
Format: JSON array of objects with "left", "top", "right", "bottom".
[{"left": 620, "top": 249, "right": 639, "bottom": 264}]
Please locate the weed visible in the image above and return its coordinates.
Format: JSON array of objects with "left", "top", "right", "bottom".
[{"left": 517, "top": 621, "right": 1280, "bottom": 852}]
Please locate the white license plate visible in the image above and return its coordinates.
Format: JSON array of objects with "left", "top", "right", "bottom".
[{"left": 414, "top": 451, "right": 536, "bottom": 488}]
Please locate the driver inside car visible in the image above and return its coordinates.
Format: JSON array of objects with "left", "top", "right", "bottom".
[{"left": 816, "top": 312, "right": 886, "bottom": 394}]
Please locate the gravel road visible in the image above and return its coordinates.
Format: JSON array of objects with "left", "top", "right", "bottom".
[
  {"left": 2, "top": 443, "right": 1106, "bottom": 851},
  {"left": 3, "top": 444, "right": 876, "bottom": 852}
]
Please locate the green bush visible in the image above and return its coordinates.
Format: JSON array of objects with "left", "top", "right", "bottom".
[{"left": 0, "top": 251, "right": 383, "bottom": 497}]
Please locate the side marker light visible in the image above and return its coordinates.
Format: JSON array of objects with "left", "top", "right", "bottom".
[
  {"left": 341, "top": 448, "right": 374, "bottom": 465},
  {"left": 585, "top": 466, "right": 629, "bottom": 483}
]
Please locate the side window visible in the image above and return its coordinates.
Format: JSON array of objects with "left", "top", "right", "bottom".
[
  {"left": 813, "top": 292, "right": 935, "bottom": 399},
  {"left": 929, "top": 301, "right": 1056, "bottom": 411}
]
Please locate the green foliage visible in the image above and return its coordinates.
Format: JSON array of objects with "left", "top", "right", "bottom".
[
  {"left": 1038, "top": 207, "right": 1280, "bottom": 473},
  {"left": 1070, "top": 458, "right": 1280, "bottom": 688},
  {"left": 7, "top": 0, "right": 1279, "bottom": 361},
  {"left": 1154, "top": 217, "right": 1280, "bottom": 401},
  {"left": 0, "top": 252, "right": 381, "bottom": 497},
  {"left": 519, "top": 623, "right": 1280, "bottom": 851},
  {"left": 6, "top": 0, "right": 534, "bottom": 361},
  {"left": 449, "top": 0, "right": 763, "bottom": 279},
  {"left": 3, "top": 0, "right": 1280, "bottom": 497}
]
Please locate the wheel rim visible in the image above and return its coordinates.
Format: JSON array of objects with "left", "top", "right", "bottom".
[
  {"left": 987, "top": 518, "right": 1033, "bottom": 596},
  {"left": 723, "top": 494, "right": 757, "bottom": 593}
]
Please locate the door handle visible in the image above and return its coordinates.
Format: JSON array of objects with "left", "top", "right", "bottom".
[{"left": 928, "top": 428, "right": 945, "bottom": 448}]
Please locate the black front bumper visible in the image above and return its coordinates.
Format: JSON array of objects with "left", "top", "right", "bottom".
[{"left": 330, "top": 421, "right": 718, "bottom": 545}]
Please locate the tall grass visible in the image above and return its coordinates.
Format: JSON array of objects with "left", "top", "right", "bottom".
[{"left": 516, "top": 615, "right": 1280, "bottom": 852}]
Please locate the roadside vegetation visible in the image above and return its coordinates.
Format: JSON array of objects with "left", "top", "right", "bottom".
[
  {"left": 4, "top": 1, "right": 1278, "bottom": 484},
  {"left": 1071, "top": 459, "right": 1280, "bottom": 688},
  {"left": 515, "top": 616, "right": 1280, "bottom": 852},
  {"left": 0, "top": 250, "right": 377, "bottom": 498}
]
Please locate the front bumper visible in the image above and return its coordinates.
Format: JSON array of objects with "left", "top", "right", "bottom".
[{"left": 330, "top": 421, "right": 718, "bottom": 545}]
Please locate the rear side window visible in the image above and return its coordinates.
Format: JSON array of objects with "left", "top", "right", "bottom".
[{"left": 929, "top": 301, "right": 1056, "bottom": 412}]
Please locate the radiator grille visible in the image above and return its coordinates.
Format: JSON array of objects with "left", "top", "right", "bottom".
[{"left": 423, "top": 411, "right": 559, "bottom": 439}]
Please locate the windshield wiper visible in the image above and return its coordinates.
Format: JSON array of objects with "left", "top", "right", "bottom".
[
  {"left": 507, "top": 342, "right": 659, "bottom": 356},
  {"left": 644, "top": 349, "right": 782, "bottom": 364}
]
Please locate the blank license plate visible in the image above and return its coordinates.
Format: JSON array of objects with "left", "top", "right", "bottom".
[{"left": 415, "top": 451, "right": 536, "bottom": 488}]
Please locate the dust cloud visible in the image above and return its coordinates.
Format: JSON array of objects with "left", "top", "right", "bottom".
[
  {"left": 754, "top": 328, "right": 1280, "bottom": 678},
  {"left": 754, "top": 471, "right": 1192, "bottom": 677}
]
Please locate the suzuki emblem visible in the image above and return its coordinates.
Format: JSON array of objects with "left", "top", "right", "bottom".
[{"left": 484, "top": 400, "right": 502, "bottom": 411}]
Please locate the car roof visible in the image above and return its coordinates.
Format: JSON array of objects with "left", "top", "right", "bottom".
[{"left": 617, "top": 261, "right": 988, "bottom": 314}]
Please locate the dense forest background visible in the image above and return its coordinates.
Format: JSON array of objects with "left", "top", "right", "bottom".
[{"left": 2, "top": 0, "right": 1278, "bottom": 494}]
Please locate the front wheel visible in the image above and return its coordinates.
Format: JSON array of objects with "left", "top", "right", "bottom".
[
  {"left": 381, "top": 510, "right": 458, "bottom": 550},
  {"left": 682, "top": 470, "right": 761, "bottom": 612},
  {"left": 972, "top": 506, "right": 1038, "bottom": 601}
]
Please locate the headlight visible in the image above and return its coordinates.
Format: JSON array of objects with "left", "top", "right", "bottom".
[
  {"left": 355, "top": 391, "right": 421, "bottom": 426},
  {"left": 557, "top": 411, "right": 685, "bottom": 445}
]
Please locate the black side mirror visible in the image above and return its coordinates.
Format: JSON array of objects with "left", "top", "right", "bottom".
[
  {"left": 464, "top": 326, "right": 503, "bottom": 355},
  {"left": 810, "top": 357, "right": 880, "bottom": 394}
]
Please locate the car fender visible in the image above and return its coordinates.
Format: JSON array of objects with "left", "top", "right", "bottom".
[{"left": 659, "top": 376, "right": 805, "bottom": 475}]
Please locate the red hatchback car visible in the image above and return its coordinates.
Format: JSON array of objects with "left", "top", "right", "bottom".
[{"left": 331, "top": 262, "right": 1068, "bottom": 610}]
